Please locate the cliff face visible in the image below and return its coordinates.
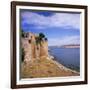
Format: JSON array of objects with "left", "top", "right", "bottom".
[{"left": 21, "top": 32, "right": 48, "bottom": 62}]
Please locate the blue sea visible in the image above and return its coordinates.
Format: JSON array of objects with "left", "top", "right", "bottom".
[{"left": 49, "top": 46, "right": 80, "bottom": 72}]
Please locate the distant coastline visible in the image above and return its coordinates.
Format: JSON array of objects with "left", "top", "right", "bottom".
[
  {"left": 61, "top": 44, "right": 80, "bottom": 48},
  {"left": 49, "top": 44, "right": 80, "bottom": 48}
]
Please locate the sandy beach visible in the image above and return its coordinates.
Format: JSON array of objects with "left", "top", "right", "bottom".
[{"left": 21, "top": 56, "right": 79, "bottom": 78}]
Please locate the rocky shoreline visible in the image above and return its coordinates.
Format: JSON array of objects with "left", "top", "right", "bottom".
[{"left": 47, "top": 56, "right": 79, "bottom": 74}]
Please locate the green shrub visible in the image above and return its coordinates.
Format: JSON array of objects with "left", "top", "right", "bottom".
[
  {"left": 21, "top": 30, "right": 24, "bottom": 37},
  {"left": 21, "top": 48, "right": 25, "bottom": 62}
]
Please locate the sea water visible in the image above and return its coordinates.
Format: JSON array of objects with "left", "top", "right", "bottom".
[{"left": 49, "top": 46, "right": 80, "bottom": 72}]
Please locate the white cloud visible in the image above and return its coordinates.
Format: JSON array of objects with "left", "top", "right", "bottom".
[
  {"left": 21, "top": 11, "right": 80, "bottom": 30},
  {"left": 48, "top": 36, "right": 80, "bottom": 46}
]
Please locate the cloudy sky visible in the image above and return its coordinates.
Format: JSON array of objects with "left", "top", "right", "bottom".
[{"left": 20, "top": 10, "right": 80, "bottom": 46}]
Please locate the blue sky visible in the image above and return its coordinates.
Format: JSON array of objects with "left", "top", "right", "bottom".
[{"left": 20, "top": 10, "right": 80, "bottom": 46}]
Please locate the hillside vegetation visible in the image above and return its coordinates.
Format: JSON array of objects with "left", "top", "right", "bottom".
[{"left": 21, "top": 56, "right": 79, "bottom": 78}]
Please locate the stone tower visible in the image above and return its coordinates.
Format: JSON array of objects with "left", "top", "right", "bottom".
[{"left": 40, "top": 39, "right": 48, "bottom": 57}]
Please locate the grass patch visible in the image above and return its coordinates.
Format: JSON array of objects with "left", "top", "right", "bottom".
[{"left": 21, "top": 57, "right": 79, "bottom": 78}]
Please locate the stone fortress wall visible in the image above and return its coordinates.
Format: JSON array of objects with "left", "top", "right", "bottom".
[{"left": 21, "top": 32, "right": 48, "bottom": 62}]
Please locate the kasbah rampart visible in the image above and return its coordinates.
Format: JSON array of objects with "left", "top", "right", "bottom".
[{"left": 21, "top": 32, "right": 49, "bottom": 63}]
